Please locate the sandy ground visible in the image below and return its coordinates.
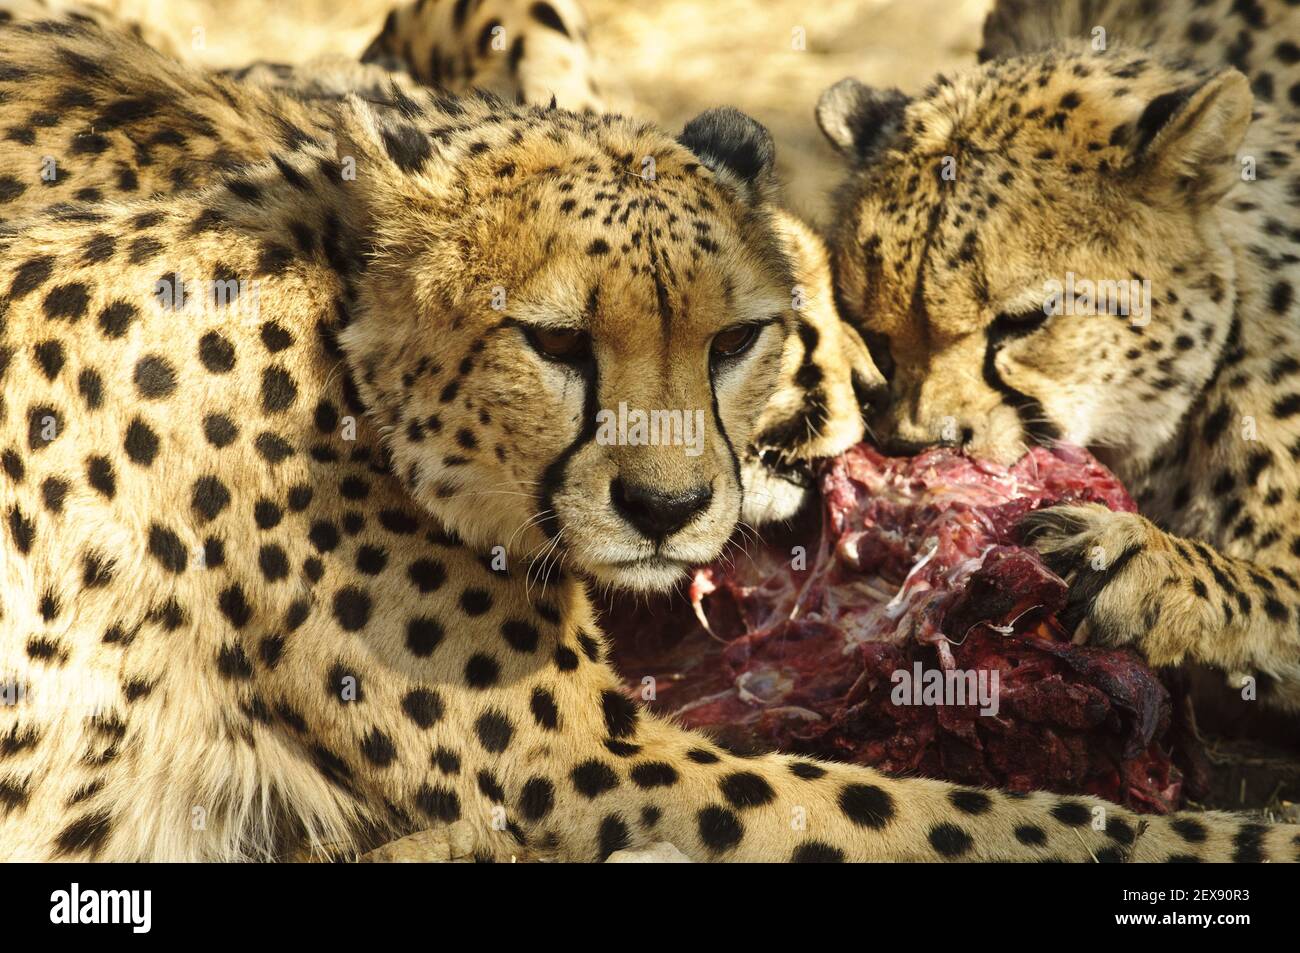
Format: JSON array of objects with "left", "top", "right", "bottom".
[{"left": 88, "top": 0, "right": 991, "bottom": 219}]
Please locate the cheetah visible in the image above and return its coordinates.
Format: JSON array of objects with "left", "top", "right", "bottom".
[
  {"left": 0, "top": 15, "right": 1296, "bottom": 863},
  {"left": 816, "top": 0, "right": 1300, "bottom": 719},
  {"left": 360, "top": 0, "right": 604, "bottom": 114}
]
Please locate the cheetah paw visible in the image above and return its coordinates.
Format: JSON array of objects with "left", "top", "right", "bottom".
[{"left": 1019, "top": 503, "right": 1204, "bottom": 665}]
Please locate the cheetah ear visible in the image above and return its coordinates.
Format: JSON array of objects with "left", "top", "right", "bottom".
[
  {"left": 816, "top": 78, "right": 910, "bottom": 162},
  {"left": 678, "top": 107, "right": 776, "bottom": 197},
  {"left": 1130, "top": 69, "right": 1253, "bottom": 206}
]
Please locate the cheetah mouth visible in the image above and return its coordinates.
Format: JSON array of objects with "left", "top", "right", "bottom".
[
  {"left": 607, "top": 556, "right": 693, "bottom": 570},
  {"left": 756, "top": 450, "right": 815, "bottom": 489}
]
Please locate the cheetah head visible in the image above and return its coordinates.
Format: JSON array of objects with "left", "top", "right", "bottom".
[
  {"left": 818, "top": 46, "right": 1254, "bottom": 466},
  {"left": 339, "top": 99, "right": 828, "bottom": 591}
]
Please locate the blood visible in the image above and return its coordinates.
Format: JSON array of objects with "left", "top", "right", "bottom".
[{"left": 606, "top": 444, "right": 1184, "bottom": 812}]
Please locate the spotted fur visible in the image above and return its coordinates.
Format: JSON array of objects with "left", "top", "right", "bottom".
[
  {"left": 361, "top": 0, "right": 603, "bottom": 112},
  {"left": 819, "top": 0, "right": 1300, "bottom": 715},
  {"left": 0, "top": 11, "right": 1296, "bottom": 863}
]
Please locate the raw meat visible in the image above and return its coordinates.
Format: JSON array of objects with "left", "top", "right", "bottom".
[{"left": 607, "top": 444, "right": 1184, "bottom": 813}]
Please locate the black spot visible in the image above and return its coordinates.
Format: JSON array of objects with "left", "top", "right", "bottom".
[
  {"left": 530, "top": 688, "right": 559, "bottom": 730},
  {"left": 216, "top": 644, "right": 254, "bottom": 680},
  {"left": 217, "top": 585, "right": 253, "bottom": 629},
  {"left": 33, "top": 340, "right": 65, "bottom": 380},
  {"left": 719, "top": 771, "right": 775, "bottom": 808},
  {"left": 408, "top": 558, "right": 446, "bottom": 592},
  {"left": 597, "top": 815, "right": 631, "bottom": 860},
  {"left": 791, "top": 841, "right": 845, "bottom": 863},
  {"left": 519, "top": 777, "right": 555, "bottom": 821},
  {"left": 41, "top": 478, "right": 68, "bottom": 514},
  {"left": 949, "top": 789, "right": 993, "bottom": 815},
  {"left": 623, "top": 761, "right": 676, "bottom": 789},
  {"left": 382, "top": 125, "right": 432, "bottom": 173},
  {"left": 475, "top": 710, "right": 514, "bottom": 753},
  {"left": 333, "top": 586, "right": 371, "bottom": 631},
  {"left": 202, "top": 414, "right": 238, "bottom": 449},
  {"left": 432, "top": 747, "right": 460, "bottom": 775},
  {"left": 360, "top": 729, "right": 397, "bottom": 767},
  {"left": 554, "top": 644, "right": 579, "bottom": 671},
  {"left": 464, "top": 654, "right": 500, "bottom": 688},
  {"left": 260, "top": 367, "right": 297, "bottom": 413},
  {"left": 191, "top": 476, "right": 231, "bottom": 522},
  {"left": 53, "top": 810, "right": 113, "bottom": 857},
  {"left": 10, "top": 256, "right": 55, "bottom": 298},
  {"left": 254, "top": 432, "right": 295, "bottom": 464},
  {"left": 839, "top": 783, "right": 895, "bottom": 828},
  {"left": 85, "top": 455, "right": 116, "bottom": 498},
  {"left": 1233, "top": 823, "right": 1267, "bottom": 863},
  {"left": 42, "top": 283, "right": 90, "bottom": 321},
  {"left": 929, "top": 822, "right": 974, "bottom": 858},
  {"left": 254, "top": 499, "right": 283, "bottom": 529},
  {"left": 405, "top": 616, "right": 444, "bottom": 657},
  {"left": 571, "top": 760, "right": 619, "bottom": 798},
  {"left": 122, "top": 418, "right": 160, "bottom": 466},
  {"left": 577, "top": 632, "right": 602, "bottom": 662},
  {"left": 27, "top": 406, "right": 61, "bottom": 451},
  {"left": 1170, "top": 817, "right": 1208, "bottom": 843},
  {"left": 258, "top": 544, "right": 290, "bottom": 582},
  {"left": 1, "top": 450, "right": 23, "bottom": 483},
  {"left": 1050, "top": 800, "right": 1092, "bottom": 827},
  {"left": 95, "top": 302, "right": 135, "bottom": 340},
  {"left": 477, "top": 770, "right": 505, "bottom": 803},
  {"left": 401, "top": 688, "right": 444, "bottom": 728},
  {"left": 460, "top": 588, "right": 492, "bottom": 616},
  {"left": 1271, "top": 281, "right": 1294, "bottom": 315},
  {"left": 355, "top": 545, "right": 388, "bottom": 575},
  {"left": 601, "top": 690, "right": 638, "bottom": 738},
  {"left": 147, "top": 523, "right": 188, "bottom": 573},
  {"left": 77, "top": 369, "right": 103, "bottom": 410},
  {"left": 686, "top": 748, "right": 720, "bottom": 765},
  {"left": 529, "top": 1, "right": 570, "bottom": 36},
  {"left": 500, "top": 619, "right": 540, "bottom": 653},
  {"left": 1015, "top": 824, "right": 1048, "bottom": 847},
  {"left": 697, "top": 805, "right": 743, "bottom": 853},
  {"left": 198, "top": 332, "right": 236, "bottom": 373},
  {"left": 1106, "top": 816, "right": 1136, "bottom": 845},
  {"left": 415, "top": 784, "right": 460, "bottom": 823},
  {"left": 790, "top": 761, "right": 827, "bottom": 780}
]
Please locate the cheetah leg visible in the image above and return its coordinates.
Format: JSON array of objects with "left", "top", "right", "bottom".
[
  {"left": 508, "top": 708, "right": 1300, "bottom": 862},
  {"left": 1023, "top": 504, "right": 1300, "bottom": 713}
]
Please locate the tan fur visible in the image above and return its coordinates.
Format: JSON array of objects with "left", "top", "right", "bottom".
[
  {"left": 1, "top": 9, "right": 1297, "bottom": 864},
  {"left": 820, "top": 0, "right": 1300, "bottom": 717}
]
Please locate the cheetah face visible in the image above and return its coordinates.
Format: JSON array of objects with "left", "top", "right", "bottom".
[
  {"left": 342, "top": 105, "right": 795, "bottom": 592},
  {"left": 818, "top": 50, "right": 1254, "bottom": 466}
]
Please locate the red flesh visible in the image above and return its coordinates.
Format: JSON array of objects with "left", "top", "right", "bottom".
[{"left": 607, "top": 444, "right": 1183, "bottom": 813}]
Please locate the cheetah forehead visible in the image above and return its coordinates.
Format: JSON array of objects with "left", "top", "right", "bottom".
[{"left": 903, "top": 44, "right": 1218, "bottom": 158}]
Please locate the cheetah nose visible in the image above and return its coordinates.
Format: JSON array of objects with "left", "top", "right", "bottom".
[{"left": 610, "top": 478, "right": 712, "bottom": 541}]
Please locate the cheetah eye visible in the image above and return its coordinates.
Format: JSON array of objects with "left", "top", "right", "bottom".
[
  {"left": 991, "top": 308, "right": 1051, "bottom": 336},
  {"left": 710, "top": 323, "right": 761, "bottom": 363},
  {"left": 525, "top": 326, "right": 592, "bottom": 364},
  {"left": 863, "top": 330, "right": 895, "bottom": 383}
]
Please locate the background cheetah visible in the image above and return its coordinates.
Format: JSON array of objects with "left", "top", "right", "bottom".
[
  {"left": 817, "top": 0, "right": 1300, "bottom": 729},
  {"left": 4, "top": 12, "right": 1297, "bottom": 863}
]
